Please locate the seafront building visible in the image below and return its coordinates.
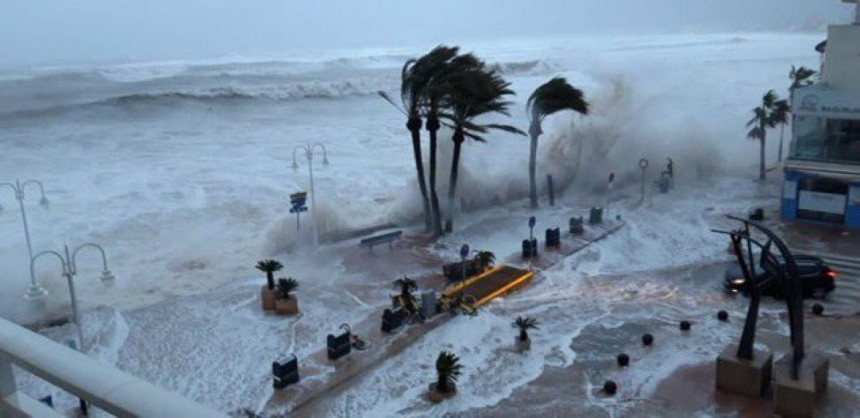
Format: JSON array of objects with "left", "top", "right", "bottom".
[{"left": 782, "top": 0, "right": 860, "bottom": 227}]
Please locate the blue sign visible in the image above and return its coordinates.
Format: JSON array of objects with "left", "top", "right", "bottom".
[
  {"left": 460, "top": 244, "right": 470, "bottom": 259},
  {"left": 289, "top": 191, "right": 308, "bottom": 214},
  {"left": 528, "top": 216, "right": 536, "bottom": 229}
]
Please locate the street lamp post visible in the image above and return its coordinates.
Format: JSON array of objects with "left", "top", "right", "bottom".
[
  {"left": 291, "top": 142, "right": 329, "bottom": 246},
  {"left": 30, "top": 243, "right": 116, "bottom": 349},
  {"left": 0, "top": 179, "right": 50, "bottom": 299}
]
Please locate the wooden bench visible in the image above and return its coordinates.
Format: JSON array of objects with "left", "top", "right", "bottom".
[{"left": 359, "top": 230, "right": 402, "bottom": 251}]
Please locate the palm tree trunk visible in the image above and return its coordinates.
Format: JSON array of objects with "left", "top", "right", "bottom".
[
  {"left": 427, "top": 112, "right": 444, "bottom": 237},
  {"left": 777, "top": 124, "right": 785, "bottom": 163},
  {"left": 267, "top": 272, "right": 274, "bottom": 290},
  {"left": 519, "top": 329, "right": 528, "bottom": 341},
  {"left": 529, "top": 132, "right": 539, "bottom": 209},
  {"left": 759, "top": 135, "right": 767, "bottom": 181},
  {"left": 437, "top": 374, "right": 448, "bottom": 393},
  {"left": 407, "top": 117, "right": 432, "bottom": 231},
  {"left": 445, "top": 130, "right": 464, "bottom": 232}
]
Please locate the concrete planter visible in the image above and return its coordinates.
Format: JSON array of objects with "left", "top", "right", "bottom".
[
  {"left": 275, "top": 297, "right": 299, "bottom": 316},
  {"left": 261, "top": 285, "right": 276, "bottom": 311},
  {"left": 515, "top": 337, "right": 531, "bottom": 352},
  {"left": 427, "top": 382, "right": 457, "bottom": 403}
]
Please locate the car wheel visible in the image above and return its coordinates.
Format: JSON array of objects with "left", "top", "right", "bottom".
[{"left": 811, "top": 288, "right": 827, "bottom": 300}]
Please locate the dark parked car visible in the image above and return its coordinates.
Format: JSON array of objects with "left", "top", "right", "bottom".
[{"left": 724, "top": 255, "right": 836, "bottom": 299}]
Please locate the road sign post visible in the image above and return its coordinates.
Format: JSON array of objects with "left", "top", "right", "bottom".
[
  {"left": 638, "top": 159, "right": 649, "bottom": 202},
  {"left": 460, "top": 244, "right": 470, "bottom": 283},
  {"left": 607, "top": 172, "right": 615, "bottom": 217}
]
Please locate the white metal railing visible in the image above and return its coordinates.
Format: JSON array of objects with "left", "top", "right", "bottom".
[{"left": 0, "top": 317, "right": 227, "bottom": 417}]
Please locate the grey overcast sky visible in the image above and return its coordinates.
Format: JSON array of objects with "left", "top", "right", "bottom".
[{"left": 0, "top": 0, "right": 853, "bottom": 67}]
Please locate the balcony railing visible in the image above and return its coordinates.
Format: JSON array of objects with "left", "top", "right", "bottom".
[{"left": 0, "top": 316, "right": 227, "bottom": 417}]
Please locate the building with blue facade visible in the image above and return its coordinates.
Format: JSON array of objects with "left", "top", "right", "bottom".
[{"left": 782, "top": 0, "right": 860, "bottom": 228}]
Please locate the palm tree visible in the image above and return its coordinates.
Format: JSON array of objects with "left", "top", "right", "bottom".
[
  {"left": 512, "top": 316, "right": 539, "bottom": 342},
  {"left": 380, "top": 46, "right": 459, "bottom": 232},
  {"left": 778, "top": 66, "right": 817, "bottom": 162},
  {"left": 474, "top": 250, "right": 495, "bottom": 270},
  {"left": 393, "top": 276, "right": 417, "bottom": 299},
  {"left": 434, "top": 351, "right": 463, "bottom": 394},
  {"left": 526, "top": 77, "right": 589, "bottom": 209},
  {"left": 771, "top": 99, "right": 791, "bottom": 163},
  {"left": 747, "top": 90, "right": 784, "bottom": 181},
  {"left": 441, "top": 63, "right": 525, "bottom": 232},
  {"left": 425, "top": 52, "right": 483, "bottom": 236},
  {"left": 256, "top": 259, "right": 283, "bottom": 290},
  {"left": 789, "top": 66, "right": 817, "bottom": 92},
  {"left": 276, "top": 277, "right": 299, "bottom": 300}
]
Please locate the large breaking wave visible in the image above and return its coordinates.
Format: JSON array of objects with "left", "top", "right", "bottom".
[{"left": 0, "top": 55, "right": 558, "bottom": 120}]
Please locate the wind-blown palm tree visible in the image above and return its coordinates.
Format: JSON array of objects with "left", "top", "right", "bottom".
[
  {"left": 526, "top": 77, "right": 589, "bottom": 209},
  {"left": 424, "top": 52, "right": 483, "bottom": 236},
  {"left": 777, "top": 66, "right": 817, "bottom": 162},
  {"left": 276, "top": 277, "right": 299, "bottom": 300},
  {"left": 512, "top": 316, "right": 539, "bottom": 342},
  {"left": 747, "top": 90, "right": 787, "bottom": 181},
  {"left": 771, "top": 99, "right": 791, "bottom": 163},
  {"left": 789, "top": 66, "right": 817, "bottom": 92},
  {"left": 434, "top": 351, "right": 463, "bottom": 394},
  {"left": 441, "top": 63, "right": 525, "bottom": 232},
  {"left": 256, "top": 259, "right": 283, "bottom": 290},
  {"left": 380, "top": 46, "right": 459, "bottom": 232}
]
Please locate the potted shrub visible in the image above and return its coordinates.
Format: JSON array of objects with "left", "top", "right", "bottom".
[
  {"left": 428, "top": 351, "right": 462, "bottom": 402},
  {"left": 256, "top": 259, "right": 283, "bottom": 311},
  {"left": 392, "top": 276, "right": 418, "bottom": 311},
  {"left": 512, "top": 316, "right": 539, "bottom": 351},
  {"left": 474, "top": 251, "right": 495, "bottom": 272},
  {"left": 275, "top": 277, "right": 299, "bottom": 315}
]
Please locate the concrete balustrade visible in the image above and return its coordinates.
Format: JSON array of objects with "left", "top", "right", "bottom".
[{"left": 0, "top": 317, "right": 226, "bottom": 417}]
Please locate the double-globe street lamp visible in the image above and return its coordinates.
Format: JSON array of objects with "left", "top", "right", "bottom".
[
  {"left": 0, "top": 179, "right": 50, "bottom": 299},
  {"left": 30, "top": 243, "right": 116, "bottom": 348},
  {"left": 291, "top": 142, "right": 329, "bottom": 246}
]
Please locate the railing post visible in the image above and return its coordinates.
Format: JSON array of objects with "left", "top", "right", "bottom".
[{"left": 1, "top": 354, "right": 16, "bottom": 397}]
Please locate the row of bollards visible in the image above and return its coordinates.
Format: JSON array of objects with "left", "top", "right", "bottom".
[
  {"left": 603, "top": 319, "right": 700, "bottom": 396},
  {"left": 603, "top": 303, "right": 828, "bottom": 397}
]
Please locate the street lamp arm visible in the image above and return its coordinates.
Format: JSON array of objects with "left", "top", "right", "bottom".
[
  {"left": 21, "top": 179, "right": 46, "bottom": 199},
  {"left": 311, "top": 143, "right": 327, "bottom": 157},
  {"left": 72, "top": 243, "right": 110, "bottom": 273},
  {"left": 0, "top": 182, "right": 17, "bottom": 195},
  {"left": 292, "top": 145, "right": 309, "bottom": 165},
  {"left": 31, "top": 250, "right": 68, "bottom": 285}
]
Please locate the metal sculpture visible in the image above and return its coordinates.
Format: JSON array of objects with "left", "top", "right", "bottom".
[{"left": 713, "top": 216, "right": 805, "bottom": 379}]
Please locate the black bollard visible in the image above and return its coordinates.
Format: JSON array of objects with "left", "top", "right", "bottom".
[
  {"left": 617, "top": 353, "right": 629, "bottom": 367},
  {"left": 642, "top": 333, "right": 654, "bottom": 346},
  {"left": 680, "top": 320, "right": 691, "bottom": 331},
  {"left": 812, "top": 303, "right": 824, "bottom": 315},
  {"left": 603, "top": 380, "right": 617, "bottom": 395},
  {"left": 717, "top": 310, "right": 729, "bottom": 322}
]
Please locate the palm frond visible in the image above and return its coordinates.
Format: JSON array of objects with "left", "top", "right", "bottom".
[
  {"left": 747, "top": 127, "right": 765, "bottom": 140},
  {"left": 276, "top": 277, "right": 299, "bottom": 299},
  {"left": 527, "top": 77, "right": 589, "bottom": 124},
  {"left": 513, "top": 316, "right": 540, "bottom": 330},
  {"left": 255, "top": 259, "right": 283, "bottom": 273},
  {"left": 484, "top": 123, "right": 527, "bottom": 136}
]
